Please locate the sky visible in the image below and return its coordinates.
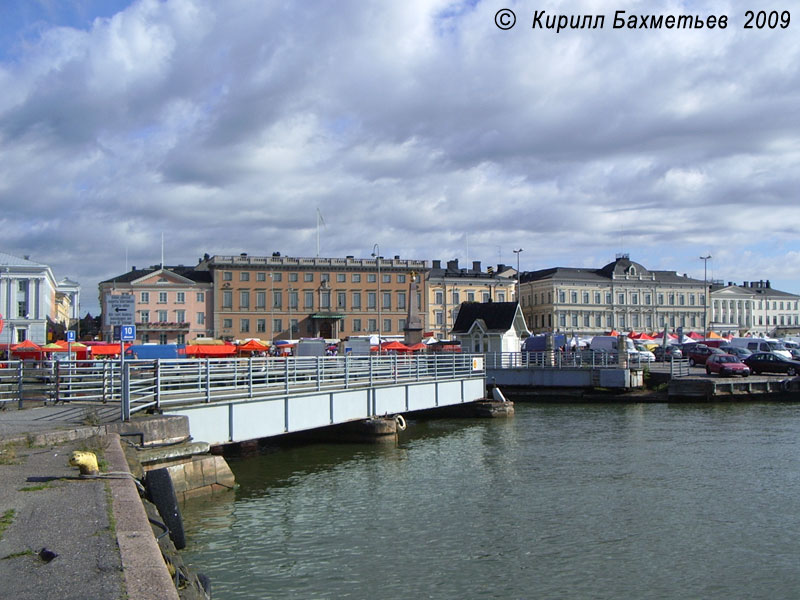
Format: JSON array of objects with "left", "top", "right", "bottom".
[{"left": 1, "top": 0, "right": 799, "bottom": 316}]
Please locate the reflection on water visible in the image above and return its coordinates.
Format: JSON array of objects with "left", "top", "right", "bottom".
[{"left": 182, "top": 402, "right": 800, "bottom": 600}]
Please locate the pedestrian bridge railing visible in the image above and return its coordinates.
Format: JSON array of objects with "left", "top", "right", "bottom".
[{"left": 485, "top": 351, "right": 647, "bottom": 369}]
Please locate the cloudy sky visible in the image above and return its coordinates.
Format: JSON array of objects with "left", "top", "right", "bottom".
[{"left": 1, "top": 0, "right": 799, "bottom": 315}]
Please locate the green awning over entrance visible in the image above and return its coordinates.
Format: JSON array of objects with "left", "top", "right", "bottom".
[{"left": 311, "top": 312, "right": 345, "bottom": 319}]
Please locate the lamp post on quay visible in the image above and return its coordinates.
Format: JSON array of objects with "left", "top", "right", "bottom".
[
  {"left": 700, "top": 254, "right": 711, "bottom": 339},
  {"left": 513, "top": 248, "right": 524, "bottom": 306},
  {"left": 372, "top": 244, "right": 381, "bottom": 353}
]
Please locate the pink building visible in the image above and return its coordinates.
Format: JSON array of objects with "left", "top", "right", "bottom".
[{"left": 98, "top": 266, "right": 213, "bottom": 344}]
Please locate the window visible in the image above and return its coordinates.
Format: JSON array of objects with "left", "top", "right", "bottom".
[
  {"left": 584, "top": 314, "right": 590, "bottom": 327},
  {"left": 352, "top": 273, "right": 361, "bottom": 283},
  {"left": 273, "top": 319, "right": 282, "bottom": 333},
  {"left": 398, "top": 274, "right": 406, "bottom": 283},
  {"left": 304, "top": 273, "right": 314, "bottom": 282},
  {"left": 196, "top": 292, "right": 204, "bottom": 302},
  {"left": 435, "top": 311, "right": 443, "bottom": 325},
  {"left": 606, "top": 293, "right": 612, "bottom": 304},
  {"left": 559, "top": 291, "right": 566, "bottom": 303},
  {"left": 482, "top": 292, "right": 489, "bottom": 302},
  {"left": 658, "top": 294, "right": 664, "bottom": 305},
  {"left": 399, "top": 318, "right": 407, "bottom": 330},
  {"left": 645, "top": 293, "right": 651, "bottom": 305},
  {"left": 467, "top": 292, "right": 475, "bottom": 302},
  {"left": 594, "top": 292, "right": 601, "bottom": 304},
  {"left": 257, "top": 319, "right": 266, "bottom": 333},
  {"left": 618, "top": 293, "right": 624, "bottom": 305},
  {"left": 240, "top": 291, "right": 250, "bottom": 309},
  {"left": 337, "top": 274, "right": 346, "bottom": 283},
  {"left": 631, "top": 293, "right": 638, "bottom": 305},
  {"left": 497, "top": 292, "right": 506, "bottom": 302},
  {"left": 337, "top": 292, "right": 346, "bottom": 309},
  {"left": 397, "top": 292, "right": 406, "bottom": 310},
  {"left": 197, "top": 312, "right": 205, "bottom": 325},
  {"left": 177, "top": 334, "right": 185, "bottom": 344},
  {"left": 272, "top": 291, "right": 282, "bottom": 309},
  {"left": 452, "top": 291, "right": 460, "bottom": 304},
  {"left": 256, "top": 291, "right": 266, "bottom": 309},
  {"left": 159, "top": 292, "right": 168, "bottom": 304},
  {"left": 679, "top": 294, "right": 685, "bottom": 306},
  {"left": 595, "top": 314, "right": 602, "bottom": 327},
  {"left": 320, "top": 291, "right": 331, "bottom": 309},
  {"left": 141, "top": 334, "right": 150, "bottom": 343},
  {"left": 583, "top": 292, "right": 590, "bottom": 304},
  {"left": 368, "top": 292, "right": 377, "bottom": 309},
  {"left": 304, "top": 291, "right": 314, "bottom": 308},
  {"left": 353, "top": 319, "right": 362, "bottom": 332},
  {"left": 176, "top": 292, "right": 185, "bottom": 304},
  {"left": 572, "top": 314, "right": 578, "bottom": 327},
  {"left": 273, "top": 273, "right": 282, "bottom": 282},
  {"left": 352, "top": 292, "right": 362, "bottom": 309},
  {"left": 140, "top": 311, "right": 149, "bottom": 323},
  {"left": 290, "top": 319, "right": 298, "bottom": 335},
  {"left": 223, "top": 272, "right": 232, "bottom": 281},
  {"left": 289, "top": 290, "right": 298, "bottom": 309},
  {"left": 289, "top": 272, "right": 298, "bottom": 282},
  {"left": 669, "top": 294, "right": 675, "bottom": 305},
  {"left": 320, "top": 274, "right": 330, "bottom": 283},
  {"left": 571, "top": 291, "right": 578, "bottom": 303},
  {"left": 240, "top": 272, "right": 250, "bottom": 281},
  {"left": 140, "top": 292, "right": 150, "bottom": 303},
  {"left": 368, "top": 319, "right": 377, "bottom": 332},
  {"left": 257, "top": 272, "right": 266, "bottom": 282},
  {"left": 240, "top": 319, "right": 250, "bottom": 333},
  {"left": 367, "top": 274, "right": 376, "bottom": 283},
  {"left": 435, "top": 291, "right": 444, "bottom": 304},
  {"left": 559, "top": 314, "right": 566, "bottom": 327},
  {"left": 382, "top": 274, "right": 391, "bottom": 284},
  {"left": 383, "top": 318, "right": 391, "bottom": 332},
  {"left": 176, "top": 310, "right": 185, "bottom": 323},
  {"left": 159, "top": 334, "right": 168, "bottom": 345},
  {"left": 382, "top": 292, "right": 391, "bottom": 309},
  {"left": 689, "top": 294, "right": 695, "bottom": 306},
  {"left": 158, "top": 310, "right": 168, "bottom": 322},
  {"left": 223, "top": 318, "right": 233, "bottom": 329}
]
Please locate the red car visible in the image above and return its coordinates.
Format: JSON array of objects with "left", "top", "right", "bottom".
[
  {"left": 686, "top": 344, "right": 725, "bottom": 367},
  {"left": 705, "top": 354, "right": 751, "bottom": 377}
]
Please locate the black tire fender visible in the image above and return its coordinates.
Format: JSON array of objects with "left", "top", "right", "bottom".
[{"left": 145, "top": 467, "right": 186, "bottom": 550}]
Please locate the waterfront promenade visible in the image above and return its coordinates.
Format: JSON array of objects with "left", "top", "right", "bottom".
[{"left": 0, "top": 403, "right": 181, "bottom": 600}]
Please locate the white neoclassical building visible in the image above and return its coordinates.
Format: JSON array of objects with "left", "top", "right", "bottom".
[
  {"left": 0, "top": 252, "right": 80, "bottom": 346},
  {"left": 710, "top": 280, "right": 800, "bottom": 337}
]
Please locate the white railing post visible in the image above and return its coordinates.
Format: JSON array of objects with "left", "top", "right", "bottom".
[
  {"left": 121, "top": 362, "right": 130, "bottom": 421},
  {"left": 205, "top": 359, "right": 211, "bottom": 403},
  {"left": 155, "top": 359, "right": 161, "bottom": 411}
]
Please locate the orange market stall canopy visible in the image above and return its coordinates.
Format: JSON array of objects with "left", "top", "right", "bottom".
[{"left": 184, "top": 344, "right": 237, "bottom": 358}]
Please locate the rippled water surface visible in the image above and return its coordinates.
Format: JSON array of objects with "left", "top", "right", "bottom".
[{"left": 181, "top": 402, "right": 800, "bottom": 599}]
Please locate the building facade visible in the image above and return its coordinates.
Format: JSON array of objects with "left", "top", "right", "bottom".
[
  {"left": 98, "top": 266, "right": 214, "bottom": 344},
  {"left": 710, "top": 280, "right": 800, "bottom": 337},
  {"left": 520, "top": 255, "right": 708, "bottom": 336},
  {"left": 425, "top": 259, "right": 516, "bottom": 339},
  {"left": 198, "top": 253, "right": 428, "bottom": 341},
  {"left": 0, "top": 252, "right": 77, "bottom": 346}
]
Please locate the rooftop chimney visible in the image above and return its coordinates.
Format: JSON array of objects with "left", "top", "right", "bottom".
[
  {"left": 472, "top": 261, "right": 481, "bottom": 272},
  {"left": 447, "top": 259, "right": 459, "bottom": 271},
  {"left": 432, "top": 260, "right": 441, "bottom": 269},
  {"left": 766, "top": 280, "right": 771, "bottom": 288}
]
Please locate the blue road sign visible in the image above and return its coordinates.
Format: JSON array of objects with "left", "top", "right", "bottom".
[
  {"left": 66, "top": 330, "right": 76, "bottom": 342},
  {"left": 120, "top": 325, "right": 136, "bottom": 341}
]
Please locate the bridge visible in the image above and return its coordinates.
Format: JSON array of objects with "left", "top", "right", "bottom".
[{"left": 0, "top": 354, "right": 487, "bottom": 445}]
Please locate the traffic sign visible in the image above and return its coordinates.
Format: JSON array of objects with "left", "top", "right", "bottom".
[
  {"left": 107, "top": 294, "right": 136, "bottom": 326},
  {"left": 66, "top": 330, "right": 76, "bottom": 342},
  {"left": 120, "top": 325, "right": 136, "bottom": 341}
]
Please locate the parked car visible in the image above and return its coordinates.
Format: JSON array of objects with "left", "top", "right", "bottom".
[
  {"left": 705, "top": 354, "right": 751, "bottom": 377},
  {"left": 653, "top": 345, "right": 683, "bottom": 361},
  {"left": 743, "top": 352, "right": 800, "bottom": 376},
  {"left": 634, "top": 343, "right": 655, "bottom": 362},
  {"left": 718, "top": 345, "right": 752, "bottom": 360},
  {"left": 790, "top": 348, "right": 800, "bottom": 361},
  {"left": 685, "top": 344, "right": 725, "bottom": 367}
]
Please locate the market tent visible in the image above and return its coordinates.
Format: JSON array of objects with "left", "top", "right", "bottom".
[
  {"left": 606, "top": 330, "right": 619, "bottom": 337},
  {"left": 41, "top": 343, "right": 68, "bottom": 352},
  {"left": 381, "top": 341, "right": 410, "bottom": 352},
  {"left": 407, "top": 343, "right": 426, "bottom": 351},
  {"left": 238, "top": 339, "right": 269, "bottom": 353},
  {"left": 184, "top": 344, "right": 237, "bottom": 357},
  {"left": 705, "top": 331, "right": 724, "bottom": 339},
  {"left": 10, "top": 340, "right": 42, "bottom": 358}
]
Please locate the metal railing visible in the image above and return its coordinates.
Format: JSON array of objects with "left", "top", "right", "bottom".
[
  {"left": 485, "top": 351, "right": 649, "bottom": 369},
  {"left": 122, "top": 353, "right": 482, "bottom": 418}
]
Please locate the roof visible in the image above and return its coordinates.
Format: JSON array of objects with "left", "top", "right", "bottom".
[
  {"left": 428, "top": 259, "right": 514, "bottom": 282},
  {"left": 521, "top": 257, "right": 705, "bottom": 286},
  {"left": 100, "top": 266, "right": 213, "bottom": 285},
  {"left": 451, "top": 302, "right": 519, "bottom": 333},
  {"left": 0, "top": 252, "right": 46, "bottom": 268}
]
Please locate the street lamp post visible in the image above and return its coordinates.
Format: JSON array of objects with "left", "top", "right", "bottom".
[
  {"left": 288, "top": 286, "right": 294, "bottom": 339},
  {"left": 700, "top": 255, "right": 711, "bottom": 339},
  {"left": 372, "top": 244, "right": 381, "bottom": 352},
  {"left": 512, "top": 248, "right": 524, "bottom": 307},
  {"left": 269, "top": 272, "right": 274, "bottom": 343}
]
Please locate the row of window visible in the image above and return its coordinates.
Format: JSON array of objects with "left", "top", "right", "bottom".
[
  {"left": 525, "top": 290, "right": 707, "bottom": 307},
  {"left": 220, "top": 290, "right": 419, "bottom": 311},
  {"left": 220, "top": 318, "right": 408, "bottom": 334},
  {"left": 713, "top": 299, "right": 800, "bottom": 311},
  {"left": 139, "top": 291, "right": 205, "bottom": 304},
  {"left": 529, "top": 312, "right": 701, "bottom": 330},
  {"left": 433, "top": 290, "right": 507, "bottom": 304},
  {"left": 138, "top": 310, "right": 205, "bottom": 324},
  {"left": 221, "top": 272, "right": 407, "bottom": 284}
]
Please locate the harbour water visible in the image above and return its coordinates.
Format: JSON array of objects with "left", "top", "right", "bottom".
[{"left": 181, "top": 402, "right": 800, "bottom": 599}]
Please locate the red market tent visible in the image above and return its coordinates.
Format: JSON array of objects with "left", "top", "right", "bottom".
[
  {"left": 237, "top": 339, "right": 269, "bottom": 353},
  {"left": 184, "top": 344, "right": 237, "bottom": 358},
  {"left": 687, "top": 331, "right": 705, "bottom": 340},
  {"left": 10, "top": 340, "right": 42, "bottom": 358},
  {"left": 89, "top": 343, "right": 130, "bottom": 357},
  {"left": 407, "top": 343, "right": 426, "bottom": 352},
  {"left": 381, "top": 341, "right": 410, "bottom": 352}
]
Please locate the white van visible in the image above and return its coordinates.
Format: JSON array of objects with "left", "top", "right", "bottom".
[
  {"left": 729, "top": 337, "right": 792, "bottom": 359},
  {"left": 591, "top": 335, "right": 637, "bottom": 355}
]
